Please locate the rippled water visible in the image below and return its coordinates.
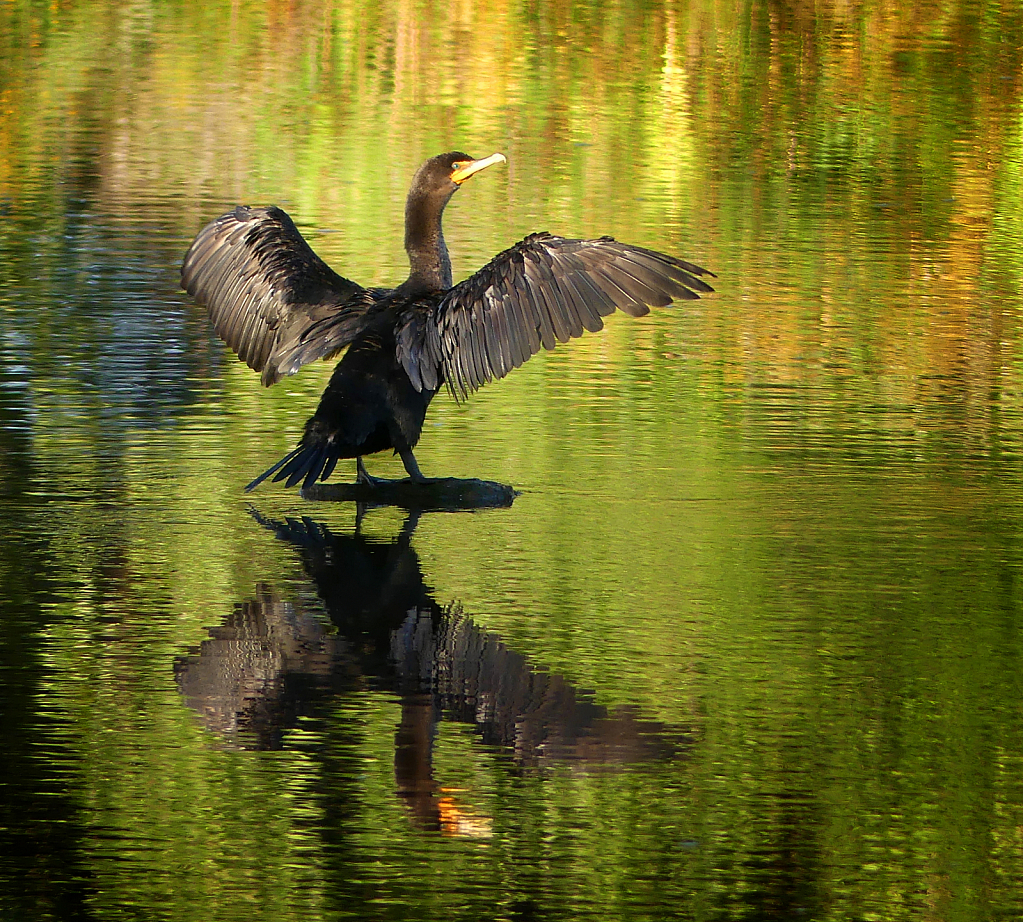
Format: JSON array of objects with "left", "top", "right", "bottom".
[{"left": 2, "top": 1, "right": 1023, "bottom": 919}]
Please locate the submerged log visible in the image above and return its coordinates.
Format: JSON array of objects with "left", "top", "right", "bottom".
[{"left": 301, "top": 476, "right": 518, "bottom": 511}]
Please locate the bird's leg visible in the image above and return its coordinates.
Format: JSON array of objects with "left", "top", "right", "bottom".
[
  {"left": 356, "top": 457, "right": 381, "bottom": 485},
  {"left": 398, "top": 448, "right": 428, "bottom": 483}
]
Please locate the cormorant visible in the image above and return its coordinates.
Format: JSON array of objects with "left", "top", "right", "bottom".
[{"left": 181, "top": 152, "right": 714, "bottom": 491}]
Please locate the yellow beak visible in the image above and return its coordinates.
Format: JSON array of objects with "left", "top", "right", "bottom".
[{"left": 451, "top": 152, "right": 507, "bottom": 185}]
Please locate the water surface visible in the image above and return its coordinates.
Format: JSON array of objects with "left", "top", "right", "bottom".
[{"left": 2, "top": 1, "right": 1023, "bottom": 920}]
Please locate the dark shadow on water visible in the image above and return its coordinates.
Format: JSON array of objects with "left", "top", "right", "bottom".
[
  {"left": 0, "top": 374, "right": 97, "bottom": 919},
  {"left": 175, "top": 509, "right": 692, "bottom": 831}
]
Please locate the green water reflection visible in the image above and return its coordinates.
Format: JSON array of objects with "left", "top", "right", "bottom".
[{"left": 2, "top": 0, "right": 1023, "bottom": 919}]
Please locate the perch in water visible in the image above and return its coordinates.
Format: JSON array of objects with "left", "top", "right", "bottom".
[{"left": 181, "top": 152, "right": 714, "bottom": 491}]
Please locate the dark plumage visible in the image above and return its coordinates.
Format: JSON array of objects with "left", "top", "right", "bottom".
[{"left": 181, "top": 152, "right": 715, "bottom": 491}]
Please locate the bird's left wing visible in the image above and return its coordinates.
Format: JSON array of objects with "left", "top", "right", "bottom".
[
  {"left": 182, "top": 205, "right": 375, "bottom": 386},
  {"left": 396, "top": 232, "right": 715, "bottom": 399}
]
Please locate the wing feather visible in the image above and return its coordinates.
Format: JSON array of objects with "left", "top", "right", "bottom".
[
  {"left": 524, "top": 273, "right": 557, "bottom": 351},
  {"left": 491, "top": 290, "right": 513, "bottom": 377},
  {"left": 501, "top": 274, "right": 532, "bottom": 370},
  {"left": 601, "top": 259, "right": 671, "bottom": 307},
  {"left": 482, "top": 297, "right": 499, "bottom": 380},
  {"left": 181, "top": 205, "right": 375, "bottom": 386},
  {"left": 534, "top": 248, "right": 579, "bottom": 342},
  {"left": 585, "top": 263, "right": 650, "bottom": 316},
  {"left": 568, "top": 266, "right": 616, "bottom": 321},
  {"left": 559, "top": 266, "right": 604, "bottom": 333},
  {"left": 468, "top": 306, "right": 488, "bottom": 391}
]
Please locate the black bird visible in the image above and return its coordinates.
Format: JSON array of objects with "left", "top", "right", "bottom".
[{"left": 181, "top": 152, "right": 714, "bottom": 491}]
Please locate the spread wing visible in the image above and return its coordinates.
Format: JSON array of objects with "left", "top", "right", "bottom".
[
  {"left": 181, "top": 205, "right": 376, "bottom": 386},
  {"left": 397, "top": 232, "right": 715, "bottom": 399}
]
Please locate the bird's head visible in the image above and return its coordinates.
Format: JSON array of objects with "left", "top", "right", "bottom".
[
  {"left": 403, "top": 151, "right": 507, "bottom": 293},
  {"left": 409, "top": 151, "right": 507, "bottom": 204}
]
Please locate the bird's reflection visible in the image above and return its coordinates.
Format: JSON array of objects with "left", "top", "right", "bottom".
[{"left": 175, "top": 510, "right": 690, "bottom": 832}]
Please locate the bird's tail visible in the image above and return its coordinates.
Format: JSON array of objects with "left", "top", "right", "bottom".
[{"left": 244, "top": 443, "right": 340, "bottom": 493}]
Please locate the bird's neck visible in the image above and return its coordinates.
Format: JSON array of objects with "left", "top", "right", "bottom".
[{"left": 403, "top": 192, "right": 454, "bottom": 294}]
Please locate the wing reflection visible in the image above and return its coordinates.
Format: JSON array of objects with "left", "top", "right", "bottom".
[{"left": 176, "top": 511, "right": 691, "bottom": 831}]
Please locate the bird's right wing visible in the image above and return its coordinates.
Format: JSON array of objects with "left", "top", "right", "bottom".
[{"left": 181, "top": 205, "right": 375, "bottom": 386}]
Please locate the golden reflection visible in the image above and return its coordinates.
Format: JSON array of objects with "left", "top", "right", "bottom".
[{"left": 437, "top": 788, "right": 494, "bottom": 839}]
